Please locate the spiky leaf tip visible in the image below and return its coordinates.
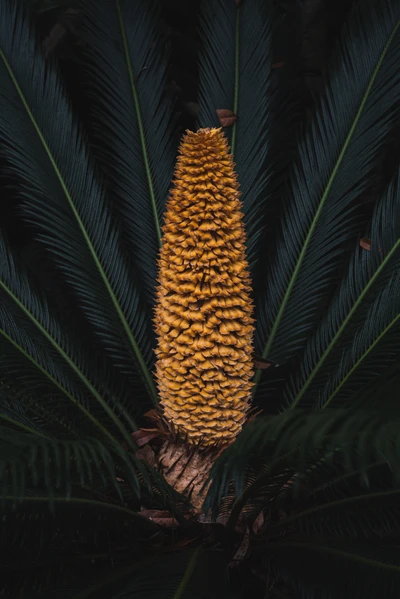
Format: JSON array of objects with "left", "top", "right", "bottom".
[{"left": 154, "top": 128, "right": 255, "bottom": 447}]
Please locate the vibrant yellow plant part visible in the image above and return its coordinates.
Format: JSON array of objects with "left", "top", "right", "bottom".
[{"left": 154, "top": 128, "right": 255, "bottom": 446}]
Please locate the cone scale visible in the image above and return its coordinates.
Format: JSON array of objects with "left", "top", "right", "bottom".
[{"left": 154, "top": 128, "right": 254, "bottom": 447}]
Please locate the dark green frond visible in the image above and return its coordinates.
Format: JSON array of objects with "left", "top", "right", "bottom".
[
  {"left": 0, "top": 383, "right": 49, "bottom": 437},
  {"left": 197, "top": 0, "right": 286, "bottom": 266},
  {"left": 0, "top": 231, "right": 135, "bottom": 444},
  {"left": 0, "top": 493, "right": 158, "bottom": 598},
  {"left": 0, "top": 426, "right": 152, "bottom": 501},
  {"left": 113, "top": 547, "right": 231, "bottom": 599},
  {"left": 286, "top": 167, "right": 400, "bottom": 408},
  {"left": 78, "top": 0, "right": 177, "bottom": 309},
  {"left": 269, "top": 488, "right": 400, "bottom": 540},
  {"left": 0, "top": 0, "right": 157, "bottom": 404},
  {"left": 266, "top": 541, "right": 400, "bottom": 598},
  {"left": 254, "top": 0, "right": 400, "bottom": 375},
  {"left": 317, "top": 275, "right": 400, "bottom": 408},
  {"left": 224, "top": 454, "right": 295, "bottom": 530},
  {"left": 352, "top": 358, "right": 400, "bottom": 411},
  {"left": 205, "top": 408, "right": 400, "bottom": 514}
]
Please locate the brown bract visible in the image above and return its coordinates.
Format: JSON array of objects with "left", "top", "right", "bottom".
[{"left": 154, "top": 127, "right": 255, "bottom": 447}]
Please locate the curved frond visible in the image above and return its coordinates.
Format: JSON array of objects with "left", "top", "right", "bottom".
[
  {"left": 0, "top": 0, "right": 157, "bottom": 404},
  {"left": 0, "top": 232, "right": 134, "bottom": 444},
  {"left": 254, "top": 0, "right": 400, "bottom": 376},
  {"left": 0, "top": 384, "right": 49, "bottom": 437},
  {"left": 352, "top": 358, "right": 400, "bottom": 411},
  {"left": 113, "top": 547, "right": 231, "bottom": 599},
  {"left": 267, "top": 541, "right": 400, "bottom": 598},
  {"left": 0, "top": 427, "right": 151, "bottom": 500},
  {"left": 286, "top": 168, "right": 400, "bottom": 408},
  {"left": 0, "top": 493, "right": 158, "bottom": 598},
  {"left": 197, "top": 0, "right": 288, "bottom": 267},
  {"left": 78, "top": 0, "right": 177, "bottom": 308},
  {"left": 205, "top": 408, "right": 400, "bottom": 513},
  {"left": 269, "top": 488, "right": 400, "bottom": 539},
  {"left": 317, "top": 275, "right": 400, "bottom": 408}
]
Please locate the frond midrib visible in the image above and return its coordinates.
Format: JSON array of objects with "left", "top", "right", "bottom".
[
  {"left": 0, "top": 45, "right": 157, "bottom": 406},
  {"left": 116, "top": 0, "right": 162, "bottom": 245},
  {"left": 291, "top": 236, "right": 400, "bottom": 407},
  {"left": 0, "top": 494, "right": 149, "bottom": 520},
  {"left": 322, "top": 312, "right": 400, "bottom": 409},
  {"left": 264, "top": 540, "right": 400, "bottom": 572},
  {"left": 0, "top": 283, "right": 126, "bottom": 445},
  {"left": 268, "top": 488, "right": 400, "bottom": 534},
  {"left": 254, "top": 19, "right": 400, "bottom": 395}
]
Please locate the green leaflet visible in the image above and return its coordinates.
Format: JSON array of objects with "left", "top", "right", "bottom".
[{"left": 115, "top": 0, "right": 162, "bottom": 246}]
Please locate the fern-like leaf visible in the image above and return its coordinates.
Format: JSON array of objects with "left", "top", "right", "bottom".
[
  {"left": 267, "top": 541, "right": 400, "bottom": 598},
  {"left": 197, "top": 0, "right": 286, "bottom": 267},
  {"left": 0, "top": 0, "right": 157, "bottom": 403},
  {"left": 254, "top": 0, "right": 400, "bottom": 374},
  {"left": 286, "top": 168, "right": 400, "bottom": 408},
  {"left": 78, "top": 0, "right": 177, "bottom": 310},
  {"left": 0, "top": 232, "right": 133, "bottom": 445},
  {"left": 205, "top": 408, "right": 400, "bottom": 513}
]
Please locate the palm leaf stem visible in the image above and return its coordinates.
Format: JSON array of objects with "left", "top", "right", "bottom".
[
  {"left": 173, "top": 547, "right": 203, "bottom": 599},
  {"left": 0, "top": 412, "right": 49, "bottom": 439},
  {"left": 0, "top": 41, "right": 157, "bottom": 405},
  {"left": 322, "top": 313, "right": 400, "bottom": 409},
  {"left": 115, "top": 0, "right": 162, "bottom": 246},
  {"left": 254, "top": 18, "right": 400, "bottom": 393},
  {"left": 0, "top": 284, "right": 128, "bottom": 446},
  {"left": 290, "top": 237, "right": 400, "bottom": 408}
]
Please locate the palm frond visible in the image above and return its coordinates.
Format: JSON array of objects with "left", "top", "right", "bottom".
[
  {"left": 269, "top": 488, "right": 400, "bottom": 540},
  {"left": 0, "top": 493, "right": 159, "bottom": 598},
  {"left": 205, "top": 408, "right": 400, "bottom": 513},
  {"left": 24, "top": 0, "right": 75, "bottom": 13},
  {"left": 266, "top": 541, "right": 400, "bottom": 598},
  {"left": 0, "top": 0, "right": 157, "bottom": 404},
  {"left": 0, "top": 232, "right": 135, "bottom": 444},
  {"left": 78, "top": 0, "right": 177, "bottom": 309},
  {"left": 254, "top": 0, "right": 400, "bottom": 375},
  {"left": 112, "top": 547, "right": 231, "bottom": 599},
  {"left": 197, "top": 0, "right": 294, "bottom": 267},
  {"left": 223, "top": 453, "right": 295, "bottom": 529},
  {"left": 0, "top": 426, "right": 152, "bottom": 500},
  {"left": 286, "top": 167, "right": 400, "bottom": 408},
  {"left": 352, "top": 358, "right": 400, "bottom": 411},
  {"left": 317, "top": 275, "right": 400, "bottom": 408},
  {"left": 0, "top": 383, "right": 50, "bottom": 437}
]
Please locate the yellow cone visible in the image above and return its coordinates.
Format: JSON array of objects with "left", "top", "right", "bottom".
[{"left": 154, "top": 128, "right": 254, "bottom": 446}]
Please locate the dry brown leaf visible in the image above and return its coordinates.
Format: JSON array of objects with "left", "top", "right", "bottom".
[
  {"left": 131, "top": 428, "right": 161, "bottom": 447},
  {"left": 360, "top": 237, "right": 382, "bottom": 252},
  {"left": 252, "top": 510, "right": 265, "bottom": 534},
  {"left": 360, "top": 237, "right": 371, "bottom": 250},
  {"left": 232, "top": 529, "right": 250, "bottom": 563},
  {"left": 139, "top": 509, "right": 179, "bottom": 528},
  {"left": 253, "top": 354, "right": 274, "bottom": 370},
  {"left": 135, "top": 445, "right": 156, "bottom": 467},
  {"left": 216, "top": 109, "right": 237, "bottom": 127}
]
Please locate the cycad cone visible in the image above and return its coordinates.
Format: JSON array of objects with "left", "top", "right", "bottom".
[{"left": 155, "top": 128, "right": 254, "bottom": 447}]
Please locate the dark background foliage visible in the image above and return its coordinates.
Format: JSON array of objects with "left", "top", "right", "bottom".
[
  {"left": 1, "top": 0, "right": 400, "bottom": 597},
  {"left": 1, "top": 0, "right": 370, "bottom": 252}
]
